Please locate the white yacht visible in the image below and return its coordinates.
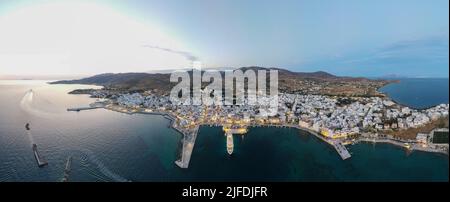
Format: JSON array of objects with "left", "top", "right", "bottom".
[{"left": 226, "top": 132, "right": 234, "bottom": 155}]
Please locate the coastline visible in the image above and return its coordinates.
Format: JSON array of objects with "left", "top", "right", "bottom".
[
  {"left": 80, "top": 104, "right": 448, "bottom": 169},
  {"left": 356, "top": 138, "right": 448, "bottom": 155},
  {"left": 60, "top": 78, "right": 448, "bottom": 169}
]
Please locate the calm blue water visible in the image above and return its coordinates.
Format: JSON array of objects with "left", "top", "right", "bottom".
[
  {"left": 0, "top": 80, "right": 448, "bottom": 181},
  {"left": 186, "top": 126, "right": 448, "bottom": 181},
  {"left": 379, "top": 78, "right": 449, "bottom": 109}
]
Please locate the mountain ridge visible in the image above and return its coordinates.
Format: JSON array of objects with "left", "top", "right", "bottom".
[{"left": 51, "top": 66, "right": 390, "bottom": 96}]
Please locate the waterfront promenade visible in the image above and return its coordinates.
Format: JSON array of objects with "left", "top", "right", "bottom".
[
  {"left": 282, "top": 124, "right": 352, "bottom": 160},
  {"left": 357, "top": 137, "right": 449, "bottom": 155}
]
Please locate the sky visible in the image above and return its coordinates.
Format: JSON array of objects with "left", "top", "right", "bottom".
[{"left": 0, "top": 0, "right": 448, "bottom": 78}]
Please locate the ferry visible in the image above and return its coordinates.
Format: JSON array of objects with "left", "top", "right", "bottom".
[{"left": 226, "top": 132, "right": 234, "bottom": 155}]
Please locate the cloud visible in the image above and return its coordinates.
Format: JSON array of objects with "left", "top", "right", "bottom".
[{"left": 142, "top": 45, "right": 199, "bottom": 62}]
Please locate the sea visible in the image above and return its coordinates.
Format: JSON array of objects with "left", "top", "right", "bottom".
[
  {"left": 379, "top": 78, "right": 449, "bottom": 109},
  {"left": 0, "top": 79, "right": 448, "bottom": 182}
]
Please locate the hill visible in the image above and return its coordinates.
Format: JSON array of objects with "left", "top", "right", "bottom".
[{"left": 51, "top": 67, "right": 391, "bottom": 96}]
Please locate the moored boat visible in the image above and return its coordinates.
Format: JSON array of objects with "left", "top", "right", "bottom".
[{"left": 226, "top": 133, "right": 234, "bottom": 155}]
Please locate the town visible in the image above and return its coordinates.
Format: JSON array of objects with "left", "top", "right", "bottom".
[{"left": 71, "top": 88, "right": 449, "bottom": 168}]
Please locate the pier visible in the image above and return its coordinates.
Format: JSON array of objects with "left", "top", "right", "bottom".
[
  {"left": 67, "top": 106, "right": 102, "bottom": 112},
  {"left": 332, "top": 141, "right": 351, "bottom": 160},
  {"left": 175, "top": 126, "right": 198, "bottom": 168},
  {"left": 139, "top": 110, "right": 199, "bottom": 169},
  {"left": 32, "top": 144, "right": 48, "bottom": 167},
  {"left": 285, "top": 124, "right": 352, "bottom": 160},
  {"left": 67, "top": 102, "right": 105, "bottom": 112},
  {"left": 67, "top": 105, "right": 199, "bottom": 168}
]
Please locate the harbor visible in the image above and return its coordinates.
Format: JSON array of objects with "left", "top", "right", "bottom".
[
  {"left": 64, "top": 103, "right": 448, "bottom": 169},
  {"left": 67, "top": 104, "right": 355, "bottom": 167},
  {"left": 284, "top": 124, "right": 352, "bottom": 160}
]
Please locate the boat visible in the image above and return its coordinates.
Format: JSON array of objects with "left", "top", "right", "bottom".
[
  {"left": 226, "top": 132, "right": 234, "bottom": 155},
  {"left": 25, "top": 123, "right": 30, "bottom": 130}
]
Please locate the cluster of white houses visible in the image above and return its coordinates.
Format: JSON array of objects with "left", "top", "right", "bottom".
[{"left": 111, "top": 92, "right": 449, "bottom": 140}]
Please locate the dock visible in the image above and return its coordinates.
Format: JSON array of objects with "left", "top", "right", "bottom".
[
  {"left": 67, "top": 102, "right": 105, "bottom": 112},
  {"left": 32, "top": 144, "right": 48, "bottom": 167},
  {"left": 134, "top": 110, "right": 198, "bottom": 169},
  {"left": 67, "top": 106, "right": 102, "bottom": 112},
  {"left": 284, "top": 124, "right": 351, "bottom": 160},
  {"left": 332, "top": 141, "right": 351, "bottom": 160},
  {"left": 175, "top": 126, "right": 198, "bottom": 168}
]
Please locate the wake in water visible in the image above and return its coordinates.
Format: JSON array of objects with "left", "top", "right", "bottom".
[
  {"left": 20, "top": 89, "right": 130, "bottom": 181},
  {"left": 20, "top": 89, "right": 58, "bottom": 119},
  {"left": 79, "top": 149, "right": 129, "bottom": 182},
  {"left": 26, "top": 130, "right": 35, "bottom": 145},
  {"left": 21, "top": 90, "right": 36, "bottom": 146},
  {"left": 20, "top": 89, "right": 35, "bottom": 113}
]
